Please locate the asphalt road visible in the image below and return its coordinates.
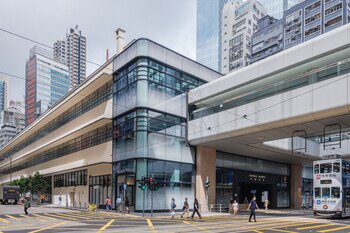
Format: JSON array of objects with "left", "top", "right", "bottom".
[{"left": 0, "top": 206, "right": 350, "bottom": 232}]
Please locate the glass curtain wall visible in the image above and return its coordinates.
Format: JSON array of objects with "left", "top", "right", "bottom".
[
  {"left": 113, "top": 58, "right": 206, "bottom": 210},
  {"left": 114, "top": 159, "right": 195, "bottom": 211}
]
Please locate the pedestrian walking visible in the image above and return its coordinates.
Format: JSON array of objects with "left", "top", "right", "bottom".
[
  {"left": 23, "top": 198, "right": 30, "bottom": 216},
  {"left": 40, "top": 194, "right": 45, "bottom": 204},
  {"left": 58, "top": 195, "right": 62, "bottom": 206},
  {"left": 229, "top": 198, "right": 234, "bottom": 214},
  {"left": 105, "top": 196, "right": 111, "bottom": 212},
  {"left": 247, "top": 197, "right": 259, "bottom": 222},
  {"left": 232, "top": 200, "right": 239, "bottom": 217},
  {"left": 125, "top": 197, "right": 130, "bottom": 214},
  {"left": 264, "top": 199, "right": 270, "bottom": 212},
  {"left": 181, "top": 197, "right": 189, "bottom": 218},
  {"left": 191, "top": 198, "right": 202, "bottom": 219},
  {"left": 116, "top": 196, "right": 122, "bottom": 213},
  {"left": 170, "top": 198, "right": 177, "bottom": 219}
]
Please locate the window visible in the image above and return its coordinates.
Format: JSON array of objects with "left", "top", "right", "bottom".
[
  {"left": 320, "top": 163, "right": 332, "bottom": 173},
  {"left": 325, "top": 16, "right": 342, "bottom": 28},
  {"left": 286, "top": 10, "right": 301, "bottom": 24},
  {"left": 325, "top": 3, "right": 342, "bottom": 16},
  {"left": 305, "top": 1, "right": 321, "bottom": 13},
  {"left": 305, "top": 25, "right": 320, "bottom": 37},
  {"left": 332, "top": 187, "right": 340, "bottom": 198},
  {"left": 322, "top": 187, "right": 330, "bottom": 198},
  {"left": 305, "top": 13, "right": 321, "bottom": 25},
  {"left": 333, "top": 162, "right": 340, "bottom": 172},
  {"left": 1, "top": 123, "right": 112, "bottom": 175},
  {"left": 315, "top": 187, "right": 321, "bottom": 198},
  {"left": 343, "top": 163, "right": 350, "bottom": 174},
  {"left": 54, "top": 169, "right": 87, "bottom": 188}
]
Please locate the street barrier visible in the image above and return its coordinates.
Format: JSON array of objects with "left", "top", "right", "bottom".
[{"left": 88, "top": 203, "right": 97, "bottom": 211}]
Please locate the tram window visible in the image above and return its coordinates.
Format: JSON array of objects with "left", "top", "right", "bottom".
[
  {"left": 320, "top": 163, "right": 332, "bottom": 173},
  {"left": 315, "top": 187, "right": 321, "bottom": 198},
  {"left": 342, "top": 163, "right": 350, "bottom": 174},
  {"left": 331, "top": 187, "right": 340, "bottom": 198},
  {"left": 322, "top": 187, "right": 330, "bottom": 198},
  {"left": 314, "top": 164, "right": 319, "bottom": 174},
  {"left": 333, "top": 162, "right": 340, "bottom": 172}
]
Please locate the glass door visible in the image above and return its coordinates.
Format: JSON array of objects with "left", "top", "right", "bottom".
[{"left": 117, "top": 173, "right": 135, "bottom": 206}]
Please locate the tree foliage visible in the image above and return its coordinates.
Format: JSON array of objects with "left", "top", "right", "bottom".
[{"left": 9, "top": 172, "right": 50, "bottom": 196}]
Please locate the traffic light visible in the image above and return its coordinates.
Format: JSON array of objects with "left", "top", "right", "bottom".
[
  {"left": 148, "top": 177, "right": 154, "bottom": 191},
  {"left": 154, "top": 181, "right": 160, "bottom": 191},
  {"left": 205, "top": 177, "right": 210, "bottom": 189},
  {"left": 137, "top": 176, "right": 147, "bottom": 190}
]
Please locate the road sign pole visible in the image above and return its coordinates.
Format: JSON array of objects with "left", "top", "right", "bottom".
[
  {"left": 143, "top": 189, "right": 145, "bottom": 217},
  {"left": 123, "top": 183, "right": 126, "bottom": 215},
  {"left": 151, "top": 189, "right": 153, "bottom": 217}
]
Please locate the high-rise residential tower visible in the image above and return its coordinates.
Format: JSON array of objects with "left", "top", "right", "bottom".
[
  {"left": 25, "top": 46, "right": 70, "bottom": 126},
  {"left": 54, "top": 25, "right": 87, "bottom": 88},
  {"left": 221, "top": 0, "right": 267, "bottom": 74},
  {"left": 197, "top": 0, "right": 229, "bottom": 72},
  {"left": 0, "top": 75, "right": 9, "bottom": 113},
  {"left": 0, "top": 100, "right": 25, "bottom": 148}
]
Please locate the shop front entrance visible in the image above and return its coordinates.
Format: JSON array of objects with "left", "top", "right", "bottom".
[
  {"left": 238, "top": 182, "right": 273, "bottom": 209},
  {"left": 217, "top": 167, "right": 290, "bottom": 209},
  {"left": 116, "top": 174, "right": 135, "bottom": 207}
]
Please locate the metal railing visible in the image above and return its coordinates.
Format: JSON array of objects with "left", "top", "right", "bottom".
[{"left": 209, "top": 204, "right": 230, "bottom": 213}]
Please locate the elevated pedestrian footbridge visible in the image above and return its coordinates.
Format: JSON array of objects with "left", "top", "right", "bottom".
[{"left": 188, "top": 24, "right": 350, "bottom": 162}]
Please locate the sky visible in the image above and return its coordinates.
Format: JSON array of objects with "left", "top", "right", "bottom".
[{"left": 0, "top": 0, "right": 197, "bottom": 102}]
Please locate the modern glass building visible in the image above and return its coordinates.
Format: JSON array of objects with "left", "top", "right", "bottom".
[
  {"left": 0, "top": 75, "right": 9, "bottom": 113},
  {"left": 258, "top": 0, "right": 301, "bottom": 19},
  {"left": 25, "top": 46, "right": 70, "bottom": 126},
  {"left": 0, "top": 81, "right": 6, "bottom": 113},
  {"left": 112, "top": 39, "right": 221, "bottom": 211},
  {"left": 196, "top": 0, "right": 229, "bottom": 72}
]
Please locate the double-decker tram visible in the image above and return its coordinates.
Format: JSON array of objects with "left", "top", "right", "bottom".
[{"left": 313, "top": 159, "right": 350, "bottom": 217}]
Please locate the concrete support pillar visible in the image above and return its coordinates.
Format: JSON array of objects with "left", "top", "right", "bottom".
[
  {"left": 290, "top": 164, "right": 302, "bottom": 209},
  {"left": 195, "top": 146, "right": 216, "bottom": 212}
]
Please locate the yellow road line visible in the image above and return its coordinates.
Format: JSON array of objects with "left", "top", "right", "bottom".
[
  {"left": 147, "top": 218, "right": 157, "bottom": 233},
  {"left": 297, "top": 224, "right": 336, "bottom": 230},
  {"left": 0, "top": 217, "right": 11, "bottom": 224},
  {"left": 19, "top": 214, "right": 47, "bottom": 222},
  {"left": 217, "top": 220, "right": 306, "bottom": 232},
  {"left": 32, "top": 213, "right": 56, "bottom": 220},
  {"left": 96, "top": 219, "right": 115, "bottom": 233},
  {"left": 44, "top": 213, "right": 78, "bottom": 221},
  {"left": 28, "top": 221, "right": 66, "bottom": 233},
  {"left": 318, "top": 225, "right": 350, "bottom": 232},
  {"left": 4, "top": 215, "right": 20, "bottom": 221},
  {"left": 56, "top": 213, "right": 91, "bottom": 220},
  {"left": 183, "top": 220, "right": 209, "bottom": 232},
  {"left": 263, "top": 228, "right": 297, "bottom": 233},
  {"left": 263, "top": 221, "right": 317, "bottom": 229}
]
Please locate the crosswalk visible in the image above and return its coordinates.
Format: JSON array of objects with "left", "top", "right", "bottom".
[
  {"left": 0, "top": 211, "right": 122, "bottom": 223},
  {"left": 0, "top": 212, "right": 349, "bottom": 232}
]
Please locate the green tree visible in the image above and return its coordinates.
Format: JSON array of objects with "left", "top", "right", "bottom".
[
  {"left": 9, "top": 172, "right": 50, "bottom": 198},
  {"left": 29, "top": 171, "right": 50, "bottom": 196},
  {"left": 9, "top": 175, "right": 30, "bottom": 196}
]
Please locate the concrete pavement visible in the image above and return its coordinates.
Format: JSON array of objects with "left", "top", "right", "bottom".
[{"left": 0, "top": 205, "right": 349, "bottom": 232}]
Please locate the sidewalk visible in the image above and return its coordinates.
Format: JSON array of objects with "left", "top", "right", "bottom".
[{"left": 40, "top": 204, "right": 313, "bottom": 218}]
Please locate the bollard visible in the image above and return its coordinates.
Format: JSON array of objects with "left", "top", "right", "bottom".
[{"left": 219, "top": 204, "right": 222, "bottom": 213}]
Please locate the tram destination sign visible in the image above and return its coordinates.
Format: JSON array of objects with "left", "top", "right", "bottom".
[{"left": 321, "top": 154, "right": 341, "bottom": 160}]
